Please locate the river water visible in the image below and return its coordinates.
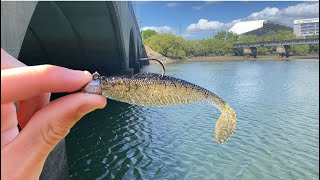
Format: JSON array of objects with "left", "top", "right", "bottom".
[{"left": 66, "top": 59, "right": 319, "bottom": 180}]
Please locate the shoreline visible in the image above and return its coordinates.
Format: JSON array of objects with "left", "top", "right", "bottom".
[
  {"left": 182, "top": 54, "right": 319, "bottom": 62},
  {"left": 146, "top": 52, "right": 319, "bottom": 65},
  {"left": 144, "top": 44, "right": 319, "bottom": 64}
]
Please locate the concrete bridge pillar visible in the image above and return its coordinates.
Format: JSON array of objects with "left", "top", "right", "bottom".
[
  {"left": 2, "top": 1, "right": 145, "bottom": 179},
  {"left": 276, "top": 45, "right": 291, "bottom": 58},
  {"left": 250, "top": 47, "right": 257, "bottom": 58},
  {"left": 243, "top": 47, "right": 251, "bottom": 58},
  {"left": 243, "top": 47, "right": 257, "bottom": 58}
]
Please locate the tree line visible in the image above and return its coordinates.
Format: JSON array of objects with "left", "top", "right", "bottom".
[{"left": 142, "top": 29, "right": 319, "bottom": 59}]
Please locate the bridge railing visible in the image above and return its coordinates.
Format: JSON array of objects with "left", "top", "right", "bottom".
[{"left": 234, "top": 38, "right": 319, "bottom": 48}]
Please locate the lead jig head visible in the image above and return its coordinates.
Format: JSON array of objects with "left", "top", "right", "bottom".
[{"left": 82, "top": 71, "right": 102, "bottom": 95}]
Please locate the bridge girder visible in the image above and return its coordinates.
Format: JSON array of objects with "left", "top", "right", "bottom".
[{"left": 234, "top": 38, "right": 319, "bottom": 48}]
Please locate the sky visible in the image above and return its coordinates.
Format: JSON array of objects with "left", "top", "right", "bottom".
[{"left": 132, "top": 1, "right": 319, "bottom": 39}]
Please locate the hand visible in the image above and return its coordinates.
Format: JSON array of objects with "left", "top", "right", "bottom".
[{"left": 1, "top": 49, "right": 107, "bottom": 179}]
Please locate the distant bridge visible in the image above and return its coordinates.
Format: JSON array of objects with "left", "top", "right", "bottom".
[
  {"left": 233, "top": 38, "right": 319, "bottom": 48},
  {"left": 233, "top": 38, "right": 319, "bottom": 58}
]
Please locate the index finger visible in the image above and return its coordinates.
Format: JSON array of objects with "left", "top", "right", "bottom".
[
  {"left": 1, "top": 65, "right": 92, "bottom": 104},
  {"left": 1, "top": 48, "right": 26, "bottom": 70}
]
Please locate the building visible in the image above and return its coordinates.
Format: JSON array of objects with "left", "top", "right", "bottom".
[
  {"left": 293, "top": 18, "right": 319, "bottom": 37},
  {"left": 229, "top": 20, "right": 292, "bottom": 37}
]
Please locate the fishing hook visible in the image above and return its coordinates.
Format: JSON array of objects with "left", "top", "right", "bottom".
[{"left": 140, "top": 58, "right": 166, "bottom": 77}]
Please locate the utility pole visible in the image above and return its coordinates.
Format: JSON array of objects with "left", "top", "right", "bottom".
[{"left": 179, "top": 24, "right": 181, "bottom": 37}]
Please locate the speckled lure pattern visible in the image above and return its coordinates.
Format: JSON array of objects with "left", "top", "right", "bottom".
[{"left": 83, "top": 72, "right": 237, "bottom": 144}]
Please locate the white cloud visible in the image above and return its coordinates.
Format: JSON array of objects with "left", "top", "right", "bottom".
[
  {"left": 142, "top": 26, "right": 175, "bottom": 34},
  {"left": 186, "top": 19, "right": 225, "bottom": 32},
  {"left": 245, "top": 2, "right": 319, "bottom": 24},
  {"left": 166, "top": 2, "right": 179, "bottom": 8},
  {"left": 187, "top": 2, "right": 319, "bottom": 32},
  {"left": 183, "top": 2, "right": 319, "bottom": 39},
  {"left": 223, "top": 19, "right": 242, "bottom": 30},
  {"left": 192, "top": 6, "right": 203, "bottom": 11},
  {"left": 280, "top": 2, "right": 318, "bottom": 17},
  {"left": 247, "top": 7, "right": 279, "bottom": 20}
]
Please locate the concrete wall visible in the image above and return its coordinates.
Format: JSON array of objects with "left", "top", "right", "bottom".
[
  {"left": 112, "top": 2, "right": 145, "bottom": 74},
  {"left": 1, "top": 1, "right": 37, "bottom": 58},
  {"left": 2, "top": 1, "right": 145, "bottom": 76},
  {"left": 1, "top": 1, "right": 145, "bottom": 179}
]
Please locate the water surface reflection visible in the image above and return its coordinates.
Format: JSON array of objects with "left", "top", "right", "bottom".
[{"left": 67, "top": 60, "right": 319, "bottom": 179}]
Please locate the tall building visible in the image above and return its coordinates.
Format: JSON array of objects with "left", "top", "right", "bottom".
[
  {"left": 293, "top": 18, "right": 319, "bottom": 37},
  {"left": 229, "top": 20, "right": 292, "bottom": 37}
]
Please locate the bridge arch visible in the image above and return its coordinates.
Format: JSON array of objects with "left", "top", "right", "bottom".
[
  {"left": 18, "top": 1, "right": 127, "bottom": 75},
  {"left": 106, "top": 1, "right": 126, "bottom": 72},
  {"left": 2, "top": 2, "right": 145, "bottom": 179}
]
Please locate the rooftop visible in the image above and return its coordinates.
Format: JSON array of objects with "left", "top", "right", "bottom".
[{"left": 229, "top": 20, "right": 293, "bottom": 36}]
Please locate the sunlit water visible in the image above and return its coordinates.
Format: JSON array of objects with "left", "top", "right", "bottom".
[{"left": 67, "top": 59, "right": 319, "bottom": 179}]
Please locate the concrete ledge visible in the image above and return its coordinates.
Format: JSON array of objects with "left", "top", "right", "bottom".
[{"left": 40, "top": 139, "right": 69, "bottom": 180}]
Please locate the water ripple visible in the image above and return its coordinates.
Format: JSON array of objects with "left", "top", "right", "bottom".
[{"left": 67, "top": 60, "right": 319, "bottom": 180}]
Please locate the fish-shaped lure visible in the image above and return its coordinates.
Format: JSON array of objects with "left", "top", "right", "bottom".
[{"left": 82, "top": 58, "right": 237, "bottom": 144}]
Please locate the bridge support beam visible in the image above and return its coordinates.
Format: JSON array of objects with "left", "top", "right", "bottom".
[
  {"left": 276, "top": 45, "right": 291, "bottom": 58},
  {"left": 243, "top": 47, "right": 257, "bottom": 58}
]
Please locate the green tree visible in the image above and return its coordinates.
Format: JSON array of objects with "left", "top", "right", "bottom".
[
  {"left": 144, "top": 28, "right": 314, "bottom": 59},
  {"left": 257, "top": 47, "right": 269, "bottom": 55},
  {"left": 308, "top": 35, "right": 319, "bottom": 54},
  {"left": 214, "top": 31, "right": 239, "bottom": 41},
  {"left": 237, "top": 35, "right": 259, "bottom": 44},
  {"left": 141, "top": 29, "right": 158, "bottom": 41},
  {"left": 145, "top": 33, "right": 187, "bottom": 59},
  {"left": 309, "top": 44, "right": 319, "bottom": 54},
  {"left": 291, "top": 45, "right": 309, "bottom": 55},
  {"left": 273, "top": 30, "right": 297, "bottom": 41}
]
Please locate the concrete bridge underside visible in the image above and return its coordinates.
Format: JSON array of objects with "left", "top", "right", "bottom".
[
  {"left": 2, "top": 1, "right": 146, "bottom": 75},
  {"left": 1, "top": 1, "right": 146, "bottom": 179}
]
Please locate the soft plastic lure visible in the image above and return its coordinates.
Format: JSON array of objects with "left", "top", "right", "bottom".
[{"left": 82, "top": 59, "right": 237, "bottom": 144}]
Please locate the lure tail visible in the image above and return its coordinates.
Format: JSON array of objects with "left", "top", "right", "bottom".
[{"left": 214, "top": 104, "right": 237, "bottom": 144}]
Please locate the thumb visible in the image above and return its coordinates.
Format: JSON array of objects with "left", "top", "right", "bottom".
[{"left": 2, "top": 92, "right": 106, "bottom": 179}]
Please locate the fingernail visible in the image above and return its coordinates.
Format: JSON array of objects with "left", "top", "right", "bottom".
[
  {"left": 83, "top": 70, "right": 91, "bottom": 76},
  {"left": 83, "top": 70, "right": 93, "bottom": 81},
  {"left": 66, "top": 69, "right": 92, "bottom": 83}
]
